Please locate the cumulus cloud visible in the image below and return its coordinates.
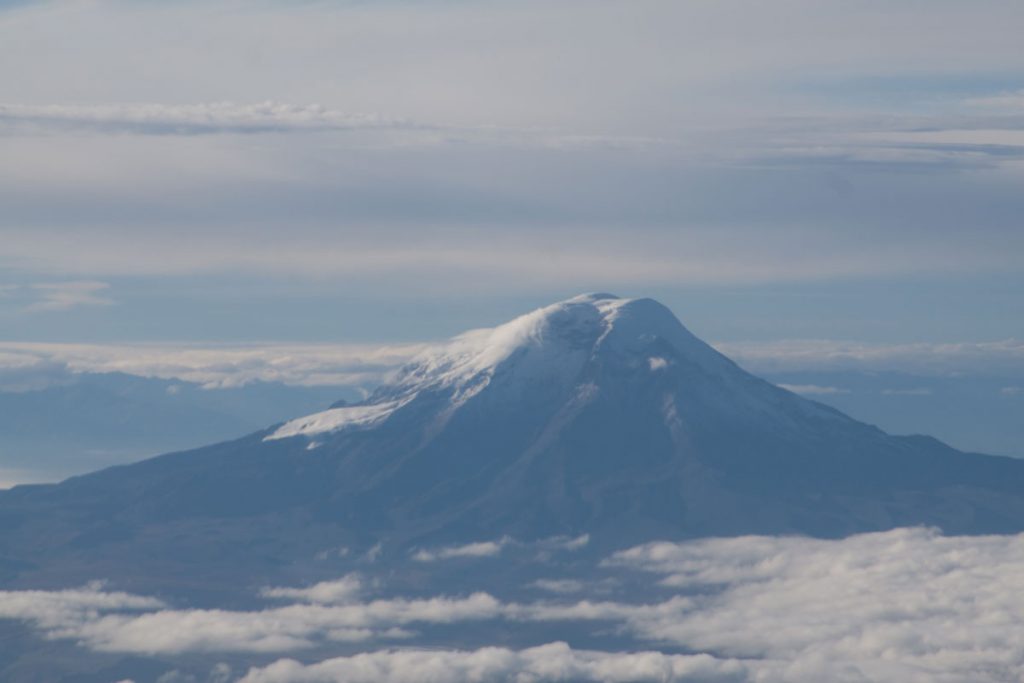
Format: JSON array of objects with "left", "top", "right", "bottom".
[
  {"left": 260, "top": 575, "right": 363, "bottom": 605},
  {"left": 6, "top": 530, "right": 1024, "bottom": 681},
  {"left": 412, "top": 535, "right": 589, "bottom": 562},
  {"left": 0, "top": 581, "right": 164, "bottom": 637},
  {"left": 0, "top": 586, "right": 503, "bottom": 654},
  {"left": 606, "top": 528, "right": 1024, "bottom": 682},
  {"left": 237, "top": 642, "right": 747, "bottom": 683},
  {"left": 412, "top": 538, "right": 511, "bottom": 562}
]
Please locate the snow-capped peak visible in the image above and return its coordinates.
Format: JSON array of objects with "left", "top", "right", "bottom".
[
  {"left": 394, "top": 293, "right": 620, "bottom": 387},
  {"left": 267, "top": 294, "right": 733, "bottom": 441}
]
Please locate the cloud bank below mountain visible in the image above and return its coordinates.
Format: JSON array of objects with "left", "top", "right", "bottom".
[{"left": 4, "top": 529, "right": 1024, "bottom": 682}]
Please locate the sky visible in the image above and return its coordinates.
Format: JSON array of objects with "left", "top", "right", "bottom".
[{"left": 1, "top": 0, "right": 1023, "bottom": 350}]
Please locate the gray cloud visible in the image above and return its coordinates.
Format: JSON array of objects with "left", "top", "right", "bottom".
[{"left": 0, "top": 1, "right": 1022, "bottom": 304}]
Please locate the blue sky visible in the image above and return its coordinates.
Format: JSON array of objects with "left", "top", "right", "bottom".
[{"left": 1, "top": 0, "right": 1023, "bottom": 352}]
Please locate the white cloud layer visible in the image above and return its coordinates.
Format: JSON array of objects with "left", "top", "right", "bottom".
[
  {"left": 0, "top": 585, "right": 502, "bottom": 654},
  {"left": 0, "top": 341, "right": 425, "bottom": 389},
  {"left": 238, "top": 642, "right": 746, "bottom": 683},
  {"left": 2, "top": 337, "right": 1021, "bottom": 395},
  {"left": 5, "top": 530, "right": 1024, "bottom": 681},
  {"left": 604, "top": 528, "right": 1024, "bottom": 682},
  {"left": 719, "top": 338, "right": 1024, "bottom": 376}
]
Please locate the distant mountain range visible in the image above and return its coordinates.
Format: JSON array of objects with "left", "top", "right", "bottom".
[
  {"left": 756, "top": 369, "right": 1024, "bottom": 458},
  {"left": 0, "top": 373, "right": 356, "bottom": 486}
]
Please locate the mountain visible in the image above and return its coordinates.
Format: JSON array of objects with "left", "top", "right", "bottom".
[{"left": 2, "top": 293, "right": 1024, "bottom": 597}]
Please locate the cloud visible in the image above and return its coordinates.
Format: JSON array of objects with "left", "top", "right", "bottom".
[
  {"left": 0, "top": 353, "right": 76, "bottom": 392},
  {"left": 605, "top": 528, "right": 1024, "bottom": 682},
  {"left": 3, "top": 336, "right": 1022, "bottom": 396},
  {"left": 412, "top": 535, "right": 589, "bottom": 562},
  {"left": 0, "top": 341, "right": 424, "bottom": 389},
  {"left": 0, "top": 585, "right": 502, "bottom": 654},
  {"left": 6, "top": 529, "right": 1024, "bottom": 681},
  {"left": 527, "top": 578, "right": 618, "bottom": 596},
  {"left": 25, "top": 280, "right": 113, "bottom": 312},
  {"left": 237, "top": 642, "right": 748, "bottom": 683},
  {"left": 1001, "top": 386, "right": 1022, "bottom": 396},
  {"left": 260, "top": 575, "right": 363, "bottom": 605},
  {"left": 776, "top": 384, "right": 850, "bottom": 396},
  {"left": 538, "top": 534, "right": 590, "bottom": 551},
  {"left": 0, "top": 102, "right": 406, "bottom": 136},
  {"left": 528, "top": 579, "right": 587, "bottom": 594},
  {"left": 0, "top": 581, "right": 164, "bottom": 635},
  {"left": 0, "top": 2, "right": 1022, "bottom": 303},
  {"left": 0, "top": 101, "right": 668, "bottom": 154},
  {"left": 648, "top": 357, "right": 669, "bottom": 371},
  {"left": 412, "top": 537, "right": 512, "bottom": 562},
  {"left": 717, "top": 338, "right": 1024, "bottom": 376}
]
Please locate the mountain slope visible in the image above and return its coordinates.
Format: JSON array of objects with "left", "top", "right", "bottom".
[{"left": 2, "top": 293, "right": 1024, "bottom": 595}]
